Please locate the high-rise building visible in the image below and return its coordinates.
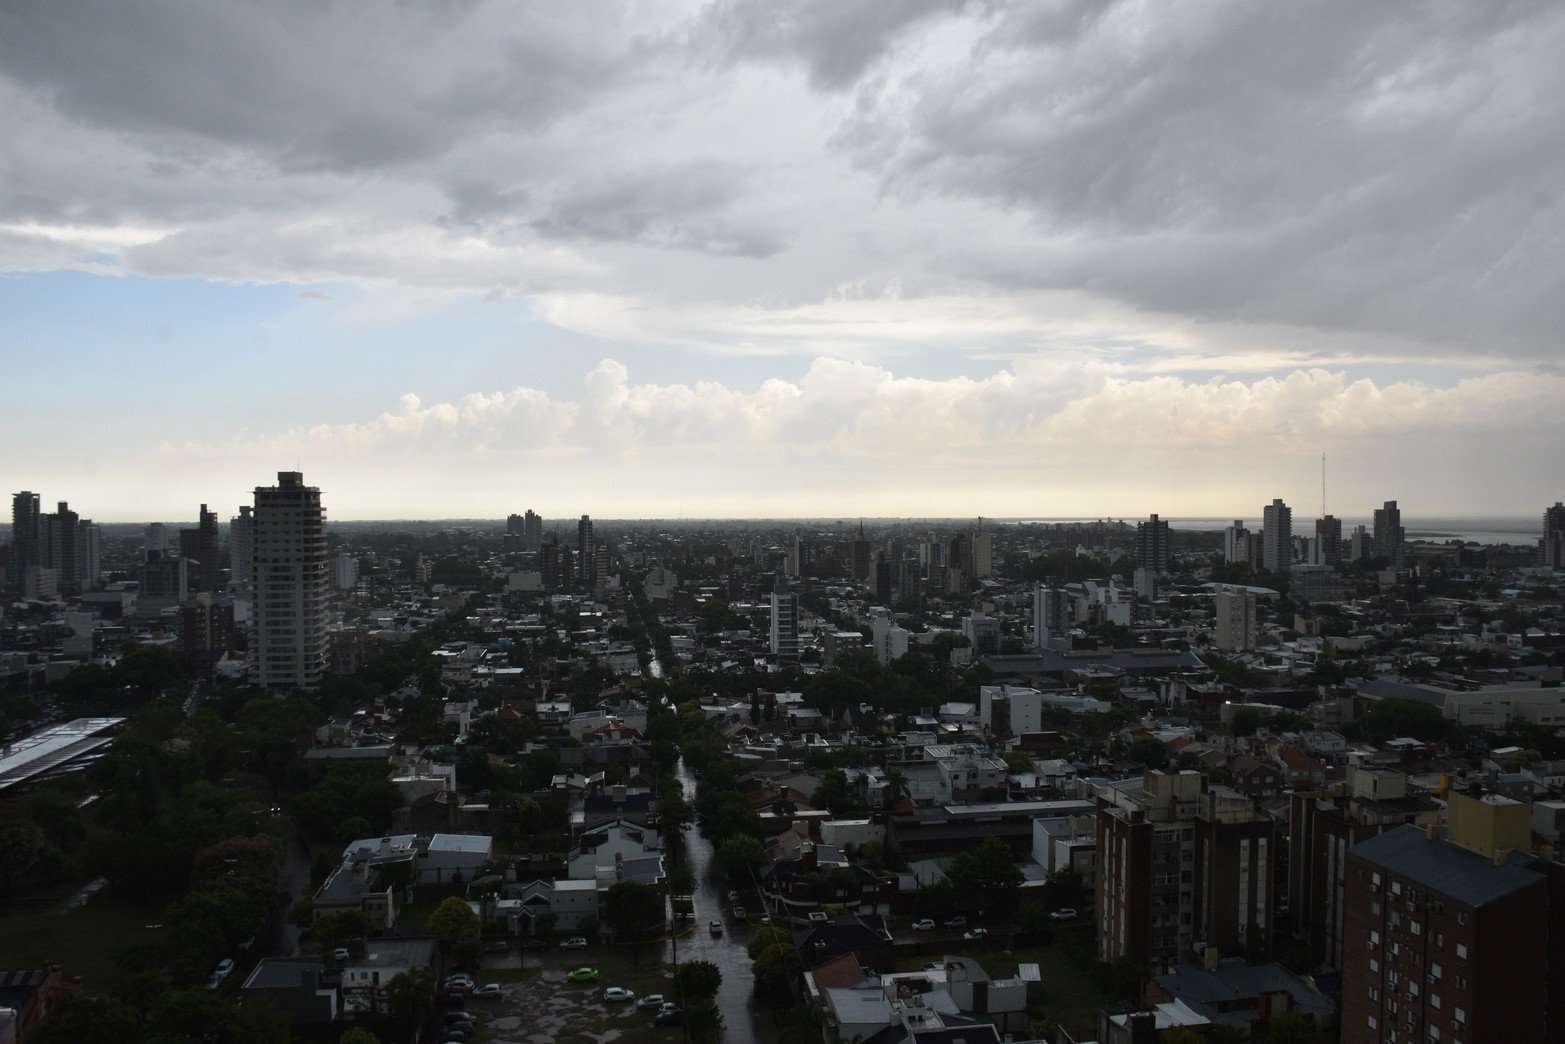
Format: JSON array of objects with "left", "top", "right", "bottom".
[
  {"left": 972, "top": 529, "right": 993, "bottom": 579},
  {"left": 250, "top": 471, "right": 328, "bottom": 689},
  {"left": 851, "top": 522, "right": 872, "bottom": 581},
  {"left": 10, "top": 492, "right": 41, "bottom": 595},
  {"left": 962, "top": 611, "right": 1000, "bottom": 656},
  {"left": 1095, "top": 771, "right": 1274, "bottom": 971},
  {"left": 770, "top": 588, "right": 800, "bottom": 662},
  {"left": 1372, "top": 500, "right": 1404, "bottom": 569},
  {"left": 524, "top": 509, "right": 543, "bottom": 550},
  {"left": 1348, "top": 524, "right": 1371, "bottom": 562},
  {"left": 330, "top": 552, "right": 359, "bottom": 590},
  {"left": 43, "top": 501, "right": 80, "bottom": 592},
  {"left": 1542, "top": 502, "right": 1565, "bottom": 570},
  {"left": 1214, "top": 586, "right": 1257, "bottom": 652},
  {"left": 180, "top": 504, "right": 222, "bottom": 591},
  {"left": 230, "top": 506, "right": 253, "bottom": 586},
  {"left": 138, "top": 550, "right": 188, "bottom": 617},
  {"left": 1033, "top": 586, "right": 1068, "bottom": 648},
  {"left": 1287, "top": 768, "right": 1438, "bottom": 971},
  {"left": 1223, "top": 520, "right": 1251, "bottom": 565},
  {"left": 1314, "top": 514, "right": 1342, "bottom": 569},
  {"left": 790, "top": 533, "right": 813, "bottom": 578},
  {"left": 1137, "top": 513, "right": 1171, "bottom": 573},
  {"left": 871, "top": 553, "right": 893, "bottom": 604},
  {"left": 79, "top": 519, "right": 100, "bottom": 591},
  {"left": 870, "top": 610, "right": 909, "bottom": 666},
  {"left": 1339, "top": 797, "right": 1564, "bottom": 1044},
  {"left": 1262, "top": 499, "right": 1293, "bottom": 573},
  {"left": 144, "top": 522, "right": 168, "bottom": 554},
  {"left": 576, "top": 515, "right": 595, "bottom": 584}
]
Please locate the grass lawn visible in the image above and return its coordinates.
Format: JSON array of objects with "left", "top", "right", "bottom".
[{"left": 0, "top": 894, "right": 170, "bottom": 988}]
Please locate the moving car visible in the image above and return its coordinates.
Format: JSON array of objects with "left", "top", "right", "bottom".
[
  {"left": 566, "top": 966, "right": 599, "bottom": 981},
  {"left": 603, "top": 987, "right": 635, "bottom": 1002},
  {"left": 474, "top": 983, "right": 503, "bottom": 999},
  {"left": 636, "top": 994, "right": 667, "bottom": 1011},
  {"left": 911, "top": 919, "right": 936, "bottom": 931},
  {"left": 1049, "top": 907, "right": 1078, "bottom": 921},
  {"left": 709, "top": 921, "right": 724, "bottom": 936},
  {"left": 559, "top": 936, "right": 589, "bottom": 950}
]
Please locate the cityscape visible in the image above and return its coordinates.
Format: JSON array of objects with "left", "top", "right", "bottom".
[
  {"left": 6, "top": 3, "right": 1565, "bottom": 1044},
  {"left": 3, "top": 479, "right": 1565, "bottom": 1042}
]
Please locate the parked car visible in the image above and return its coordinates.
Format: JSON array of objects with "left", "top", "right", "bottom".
[
  {"left": 603, "top": 987, "right": 635, "bottom": 1002},
  {"left": 727, "top": 890, "right": 740, "bottom": 901},
  {"left": 444, "top": 974, "right": 476, "bottom": 989},
  {"left": 442, "top": 1012, "right": 478, "bottom": 1026},
  {"left": 636, "top": 994, "right": 667, "bottom": 1011},
  {"left": 963, "top": 928, "right": 989, "bottom": 940},
  {"left": 566, "top": 966, "right": 599, "bottom": 981},
  {"left": 483, "top": 940, "right": 510, "bottom": 954},
  {"left": 559, "top": 936, "right": 589, "bottom": 950},
  {"left": 709, "top": 921, "right": 724, "bottom": 936},
  {"left": 440, "top": 1029, "right": 471, "bottom": 1044},
  {"left": 653, "top": 1008, "right": 685, "bottom": 1027},
  {"left": 911, "top": 919, "right": 936, "bottom": 931},
  {"left": 473, "top": 983, "right": 503, "bottom": 999},
  {"left": 732, "top": 906, "right": 746, "bottom": 918},
  {"left": 521, "top": 937, "right": 549, "bottom": 951},
  {"left": 215, "top": 958, "right": 235, "bottom": 975},
  {"left": 1049, "top": 907, "right": 1078, "bottom": 921},
  {"left": 203, "top": 972, "right": 226, "bottom": 992},
  {"left": 437, "top": 983, "right": 472, "bottom": 1000},
  {"left": 944, "top": 916, "right": 968, "bottom": 929},
  {"left": 332, "top": 947, "right": 350, "bottom": 963}
]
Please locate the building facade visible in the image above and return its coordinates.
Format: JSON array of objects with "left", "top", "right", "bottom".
[
  {"left": 1262, "top": 499, "right": 1292, "bottom": 574},
  {"left": 250, "top": 471, "right": 329, "bottom": 689}
]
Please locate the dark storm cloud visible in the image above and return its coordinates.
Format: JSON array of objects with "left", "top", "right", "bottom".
[
  {"left": 829, "top": 1, "right": 1565, "bottom": 354},
  {"left": 0, "top": 0, "right": 622, "bottom": 170}
]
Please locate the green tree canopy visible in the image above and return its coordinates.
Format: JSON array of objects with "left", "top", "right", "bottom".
[{"left": 426, "top": 896, "right": 480, "bottom": 947}]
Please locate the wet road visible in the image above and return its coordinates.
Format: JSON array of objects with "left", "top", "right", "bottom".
[{"left": 665, "top": 757, "right": 777, "bottom": 1042}]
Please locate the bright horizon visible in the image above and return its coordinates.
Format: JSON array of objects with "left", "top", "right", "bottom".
[{"left": 4, "top": 3, "right": 1564, "bottom": 520}]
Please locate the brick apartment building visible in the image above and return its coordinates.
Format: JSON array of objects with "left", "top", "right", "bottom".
[
  {"left": 1289, "top": 767, "right": 1439, "bottom": 970},
  {"left": 1339, "top": 792, "right": 1565, "bottom": 1044},
  {"left": 1095, "top": 770, "right": 1274, "bottom": 971}
]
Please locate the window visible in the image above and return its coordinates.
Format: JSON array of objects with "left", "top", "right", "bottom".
[
  {"left": 1430, "top": 962, "right": 1442, "bottom": 981},
  {"left": 1368, "top": 1015, "right": 1379, "bottom": 1030},
  {"left": 1455, "top": 943, "right": 1467, "bottom": 960},
  {"left": 1457, "top": 911, "right": 1468, "bottom": 926},
  {"left": 1455, "top": 1008, "right": 1467, "bottom": 1026}
]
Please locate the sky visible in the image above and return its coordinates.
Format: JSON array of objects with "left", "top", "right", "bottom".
[{"left": 2, "top": 0, "right": 1563, "bottom": 522}]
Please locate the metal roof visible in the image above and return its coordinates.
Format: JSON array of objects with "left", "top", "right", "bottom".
[
  {"left": 1349, "top": 824, "right": 1546, "bottom": 908},
  {"left": 0, "top": 717, "right": 125, "bottom": 792}
]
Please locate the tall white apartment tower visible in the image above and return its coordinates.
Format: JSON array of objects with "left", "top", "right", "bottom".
[
  {"left": 250, "top": 471, "right": 328, "bottom": 689},
  {"left": 770, "top": 588, "right": 800, "bottom": 662},
  {"left": 1261, "top": 499, "right": 1293, "bottom": 574}
]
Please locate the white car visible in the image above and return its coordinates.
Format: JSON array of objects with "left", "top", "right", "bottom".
[
  {"left": 559, "top": 936, "right": 589, "bottom": 950},
  {"left": 473, "top": 983, "right": 503, "bottom": 999},
  {"left": 911, "top": 919, "right": 936, "bottom": 931},
  {"left": 1049, "top": 907, "right": 1079, "bottom": 921},
  {"left": 963, "top": 928, "right": 989, "bottom": 940},
  {"left": 603, "top": 987, "right": 636, "bottom": 1002}
]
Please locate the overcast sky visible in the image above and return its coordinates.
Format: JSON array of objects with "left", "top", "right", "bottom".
[{"left": 3, "top": 0, "right": 1563, "bottom": 521}]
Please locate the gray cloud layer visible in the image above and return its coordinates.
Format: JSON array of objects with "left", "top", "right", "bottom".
[{"left": 3, "top": 0, "right": 1562, "bottom": 362}]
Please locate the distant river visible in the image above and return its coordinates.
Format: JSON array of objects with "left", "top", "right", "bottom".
[{"left": 1012, "top": 516, "right": 1542, "bottom": 546}]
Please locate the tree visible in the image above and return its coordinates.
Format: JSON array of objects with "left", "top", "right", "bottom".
[
  {"left": 946, "top": 837, "right": 1021, "bottom": 917},
  {"left": 671, "top": 959, "right": 722, "bottom": 1003},
  {"left": 385, "top": 968, "right": 435, "bottom": 1036},
  {"left": 752, "top": 941, "right": 804, "bottom": 998},
  {"left": 340, "top": 1029, "right": 382, "bottom": 1044},
  {"left": 715, "top": 834, "right": 765, "bottom": 880},
  {"left": 746, "top": 926, "right": 792, "bottom": 961},
  {"left": 1127, "top": 737, "right": 1169, "bottom": 769},
  {"left": 426, "top": 896, "right": 480, "bottom": 974},
  {"left": 603, "top": 881, "right": 665, "bottom": 939},
  {"left": 304, "top": 910, "right": 380, "bottom": 950},
  {"left": 1161, "top": 1028, "right": 1206, "bottom": 1044},
  {"left": 809, "top": 769, "right": 866, "bottom": 817},
  {"left": 1002, "top": 749, "right": 1033, "bottom": 774}
]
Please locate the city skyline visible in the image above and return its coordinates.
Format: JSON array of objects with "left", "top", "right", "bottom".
[{"left": 5, "top": 3, "right": 1565, "bottom": 517}]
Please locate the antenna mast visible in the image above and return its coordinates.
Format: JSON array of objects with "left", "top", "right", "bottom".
[{"left": 1321, "top": 453, "right": 1327, "bottom": 516}]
